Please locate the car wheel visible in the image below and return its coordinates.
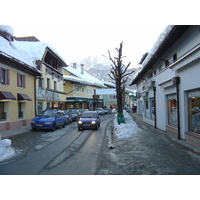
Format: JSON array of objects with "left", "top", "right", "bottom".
[
  {"left": 78, "top": 127, "right": 81, "bottom": 131},
  {"left": 51, "top": 124, "right": 56, "bottom": 132},
  {"left": 62, "top": 121, "right": 66, "bottom": 128}
]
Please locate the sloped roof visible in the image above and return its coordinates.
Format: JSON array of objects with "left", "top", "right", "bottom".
[
  {"left": 130, "top": 25, "right": 190, "bottom": 85},
  {"left": 0, "top": 33, "right": 66, "bottom": 72},
  {"left": 63, "top": 66, "right": 106, "bottom": 88}
]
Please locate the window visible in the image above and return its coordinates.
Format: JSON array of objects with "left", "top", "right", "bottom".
[
  {"left": 38, "top": 78, "right": 43, "bottom": 88},
  {"left": 37, "top": 102, "right": 42, "bottom": 114},
  {"left": 54, "top": 81, "right": 57, "bottom": 90},
  {"left": 188, "top": 89, "right": 200, "bottom": 134},
  {"left": 0, "top": 68, "right": 9, "bottom": 85},
  {"left": 0, "top": 102, "right": 4, "bottom": 119},
  {"left": 17, "top": 73, "right": 25, "bottom": 88},
  {"left": 173, "top": 53, "right": 177, "bottom": 62},
  {"left": 167, "top": 94, "right": 177, "bottom": 125},
  {"left": 109, "top": 95, "right": 117, "bottom": 99},
  {"left": 159, "top": 65, "right": 162, "bottom": 72},
  {"left": 47, "top": 78, "right": 50, "bottom": 88},
  {"left": 145, "top": 99, "right": 149, "bottom": 118},
  {"left": 165, "top": 60, "right": 169, "bottom": 67}
]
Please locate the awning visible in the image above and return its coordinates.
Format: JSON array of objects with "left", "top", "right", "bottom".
[
  {"left": 0, "top": 91, "right": 16, "bottom": 100},
  {"left": 18, "top": 93, "right": 32, "bottom": 101}
]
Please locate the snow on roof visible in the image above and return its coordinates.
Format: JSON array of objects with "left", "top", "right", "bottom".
[
  {"left": 0, "top": 25, "right": 14, "bottom": 36},
  {"left": 63, "top": 74, "right": 89, "bottom": 85},
  {"left": 103, "top": 81, "right": 115, "bottom": 88},
  {"left": 64, "top": 66, "right": 106, "bottom": 88},
  {"left": 0, "top": 26, "right": 66, "bottom": 72},
  {"left": 141, "top": 25, "right": 174, "bottom": 67}
]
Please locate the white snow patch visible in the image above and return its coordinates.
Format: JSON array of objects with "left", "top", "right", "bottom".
[
  {"left": 64, "top": 66, "right": 106, "bottom": 88},
  {"left": 0, "top": 25, "right": 14, "bottom": 36},
  {"left": 0, "top": 139, "right": 15, "bottom": 162},
  {"left": 113, "top": 111, "right": 140, "bottom": 139}
]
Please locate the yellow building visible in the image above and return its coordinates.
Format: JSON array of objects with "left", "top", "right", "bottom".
[
  {"left": 63, "top": 63, "right": 106, "bottom": 110},
  {"left": 35, "top": 47, "right": 67, "bottom": 113},
  {"left": 0, "top": 26, "right": 41, "bottom": 131}
]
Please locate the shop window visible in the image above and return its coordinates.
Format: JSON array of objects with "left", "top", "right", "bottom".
[
  {"left": 167, "top": 94, "right": 177, "bottom": 125},
  {"left": 18, "top": 103, "right": 23, "bottom": 118},
  {"left": 150, "top": 98, "right": 155, "bottom": 120},
  {"left": 145, "top": 99, "right": 149, "bottom": 118},
  {"left": 188, "top": 89, "right": 200, "bottom": 134},
  {"left": 37, "top": 102, "right": 42, "bottom": 114}
]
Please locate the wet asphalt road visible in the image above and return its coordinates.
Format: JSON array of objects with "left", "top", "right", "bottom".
[{"left": 98, "top": 113, "right": 200, "bottom": 175}]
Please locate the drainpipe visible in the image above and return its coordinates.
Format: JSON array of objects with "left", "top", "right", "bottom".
[
  {"left": 174, "top": 76, "right": 181, "bottom": 140},
  {"left": 153, "top": 86, "right": 157, "bottom": 129},
  {"left": 34, "top": 76, "right": 40, "bottom": 116}
]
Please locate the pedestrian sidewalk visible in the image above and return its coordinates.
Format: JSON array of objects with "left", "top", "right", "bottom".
[
  {"left": 131, "top": 113, "right": 200, "bottom": 153},
  {"left": 99, "top": 113, "right": 200, "bottom": 175},
  {"left": 0, "top": 126, "right": 31, "bottom": 140}
]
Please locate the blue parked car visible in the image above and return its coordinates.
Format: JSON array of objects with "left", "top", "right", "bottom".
[{"left": 31, "top": 109, "right": 67, "bottom": 131}]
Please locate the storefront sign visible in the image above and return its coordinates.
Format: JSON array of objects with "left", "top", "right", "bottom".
[{"left": 36, "top": 88, "right": 59, "bottom": 101}]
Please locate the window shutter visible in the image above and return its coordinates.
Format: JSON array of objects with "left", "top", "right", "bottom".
[
  {"left": 17, "top": 73, "right": 20, "bottom": 86},
  {"left": 23, "top": 75, "right": 26, "bottom": 88}
]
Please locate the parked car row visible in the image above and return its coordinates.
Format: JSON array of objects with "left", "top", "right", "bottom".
[
  {"left": 94, "top": 108, "right": 112, "bottom": 115},
  {"left": 31, "top": 108, "right": 112, "bottom": 131}
]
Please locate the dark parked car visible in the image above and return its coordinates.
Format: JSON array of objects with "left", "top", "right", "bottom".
[
  {"left": 64, "top": 110, "right": 73, "bottom": 124},
  {"left": 95, "top": 108, "right": 105, "bottom": 115},
  {"left": 31, "top": 109, "right": 67, "bottom": 131},
  {"left": 104, "top": 108, "right": 111, "bottom": 114},
  {"left": 78, "top": 111, "right": 100, "bottom": 130},
  {"left": 70, "top": 109, "right": 82, "bottom": 121},
  {"left": 79, "top": 109, "right": 89, "bottom": 114}
]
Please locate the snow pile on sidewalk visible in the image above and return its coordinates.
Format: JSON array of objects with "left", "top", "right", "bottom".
[
  {"left": 0, "top": 139, "right": 15, "bottom": 162},
  {"left": 113, "top": 111, "right": 140, "bottom": 139}
]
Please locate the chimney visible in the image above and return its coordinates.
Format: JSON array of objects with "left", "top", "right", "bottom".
[
  {"left": 73, "top": 63, "right": 76, "bottom": 69},
  {"left": 81, "top": 64, "right": 84, "bottom": 74}
]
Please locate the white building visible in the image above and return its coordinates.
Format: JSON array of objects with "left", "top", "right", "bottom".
[{"left": 130, "top": 25, "right": 200, "bottom": 147}]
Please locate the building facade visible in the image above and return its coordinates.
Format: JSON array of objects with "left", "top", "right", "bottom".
[
  {"left": 130, "top": 25, "right": 200, "bottom": 147},
  {"left": 0, "top": 26, "right": 41, "bottom": 131},
  {"left": 63, "top": 64, "right": 105, "bottom": 110}
]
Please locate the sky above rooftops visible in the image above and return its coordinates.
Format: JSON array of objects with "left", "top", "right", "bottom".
[{"left": 1, "top": 0, "right": 197, "bottom": 69}]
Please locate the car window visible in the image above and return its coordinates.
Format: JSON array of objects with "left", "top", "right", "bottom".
[
  {"left": 81, "top": 113, "right": 97, "bottom": 118},
  {"left": 38, "top": 110, "right": 56, "bottom": 117}
]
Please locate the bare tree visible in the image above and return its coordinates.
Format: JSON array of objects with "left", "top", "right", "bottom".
[{"left": 108, "top": 42, "right": 134, "bottom": 114}]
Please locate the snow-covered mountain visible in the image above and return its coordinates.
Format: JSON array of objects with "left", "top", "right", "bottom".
[{"left": 69, "top": 55, "right": 137, "bottom": 89}]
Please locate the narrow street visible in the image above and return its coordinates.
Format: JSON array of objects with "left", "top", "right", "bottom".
[
  {"left": 1, "top": 113, "right": 200, "bottom": 175},
  {"left": 0, "top": 114, "right": 114, "bottom": 175}
]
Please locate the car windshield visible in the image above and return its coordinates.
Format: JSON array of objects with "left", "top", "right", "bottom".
[
  {"left": 39, "top": 110, "right": 56, "bottom": 117},
  {"left": 81, "top": 113, "right": 97, "bottom": 118}
]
